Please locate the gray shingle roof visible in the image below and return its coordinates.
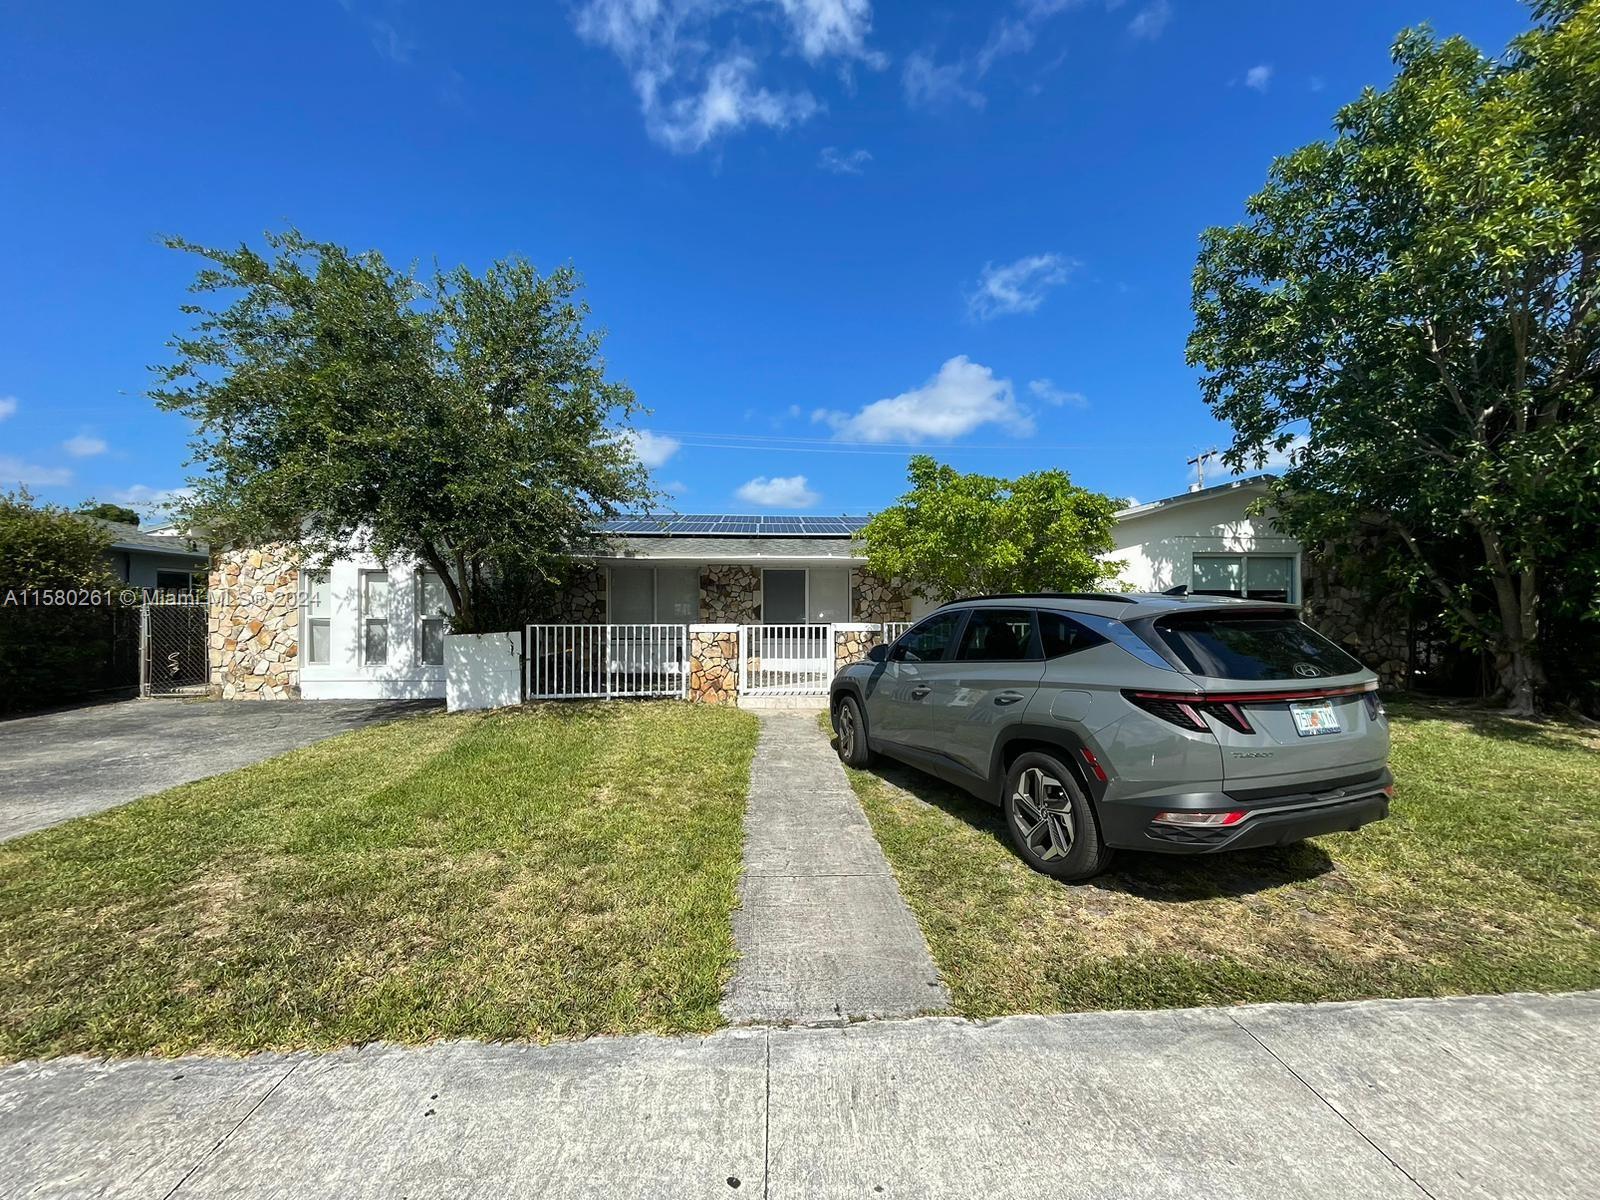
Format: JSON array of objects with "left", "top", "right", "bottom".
[{"left": 87, "top": 518, "right": 209, "bottom": 559}]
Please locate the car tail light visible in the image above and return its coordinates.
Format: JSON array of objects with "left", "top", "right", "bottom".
[
  {"left": 1364, "top": 691, "right": 1386, "bottom": 721},
  {"left": 1079, "top": 747, "right": 1109, "bottom": 782},
  {"left": 1123, "top": 691, "right": 1255, "bottom": 734},
  {"left": 1152, "top": 810, "right": 1248, "bottom": 827}
]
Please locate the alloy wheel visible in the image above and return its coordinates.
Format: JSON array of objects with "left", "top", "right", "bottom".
[
  {"left": 838, "top": 703, "right": 857, "bottom": 760},
  {"left": 1011, "top": 767, "right": 1076, "bottom": 862}
]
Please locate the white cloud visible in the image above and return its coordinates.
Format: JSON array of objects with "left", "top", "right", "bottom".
[
  {"left": 775, "top": 0, "right": 882, "bottom": 65},
  {"left": 621, "top": 429, "right": 682, "bottom": 468},
  {"left": 1127, "top": 0, "right": 1172, "bottom": 40},
  {"left": 736, "top": 474, "right": 819, "bottom": 507},
  {"left": 975, "top": 17, "right": 1035, "bottom": 74},
  {"left": 63, "top": 434, "right": 108, "bottom": 458},
  {"left": 818, "top": 145, "right": 872, "bottom": 174},
  {"left": 110, "top": 484, "right": 193, "bottom": 516},
  {"left": 0, "top": 456, "right": 72, "bottom": 488},
  {"left": 573, "top": 0, "right": 880, "bottom": 153},
  {"left": 968, "top": 252, "right": 1078, "bottom": 319},
  {"left": 1244, "top": 63, "right": 1273, "bottom": 91},
  {"left": 814, "top": 355, "right": 1033, "bottom": 443},
  {"left": 1028, "top": 378, "right": 1088, "bottom": 408},
  {"left": 902, "top": 50, "right": 985, "bottom": 110},
  {"left": 0, "top": 396, "right": 16, "bottom": 421}
]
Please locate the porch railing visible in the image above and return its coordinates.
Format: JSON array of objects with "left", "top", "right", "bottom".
[{"left": 525, "top": 624, "right": 688, "bottom": 700}]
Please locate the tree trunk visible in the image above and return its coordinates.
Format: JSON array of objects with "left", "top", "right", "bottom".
[{"left": 1479, "top": 526, "right": 1543, "bottom": 716}]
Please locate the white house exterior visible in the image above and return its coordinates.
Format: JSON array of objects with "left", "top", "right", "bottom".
[
  {"left": 1108, "top": 475, "right": 1301, "bottom": 603},
  {"left": 209, "top": 475, "right": 1303, "bottom": 702}
]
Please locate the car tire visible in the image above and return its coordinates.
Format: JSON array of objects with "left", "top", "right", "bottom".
[
  {"left": 834, "top": 695, "right": 874, "bottom": 768},
  {"left": 1002, "top": 751, "right": 1112, "bottom": 882}
]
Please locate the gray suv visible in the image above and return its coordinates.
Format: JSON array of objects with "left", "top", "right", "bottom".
[{"left": 830, "top": 593, "right": 1392, "bottom": 882}]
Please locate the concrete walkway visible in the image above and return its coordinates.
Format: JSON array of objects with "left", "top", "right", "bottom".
[
  {"left": 4, "top": 992, "right": 1596, "bottom": 1199},
  {"left": 0, "top": 698, "right": 440, "bottom": 841},
  {"left": 721, "top": 709, "right": 949, "bottom": 1023}
]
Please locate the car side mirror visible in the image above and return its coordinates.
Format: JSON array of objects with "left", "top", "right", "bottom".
[{"left": 866, "top": 643, "right": 889, "bottom": 663}]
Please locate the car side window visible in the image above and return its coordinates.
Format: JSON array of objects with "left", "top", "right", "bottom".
[
  {"left": 890, "top": 612, "right": 962, "bottom": 663},
  {"left": 1037, "top": 611, "right": 1108, "bottom": 659},
  {"left": 954, "top": 609, "right": 1038, "bottom": 662}
]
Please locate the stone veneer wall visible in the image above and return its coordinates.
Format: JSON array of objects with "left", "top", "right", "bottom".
[
  {"left": 687, "top": 627, "right": 739, "bottom": 704},
  {"left": 700, "top": 564, "right": 761, "bottom": 625},
  {"left": 1300, "top": 552, "right": 1411, "bottom": 689},
  {"left": 210, "top": 544, "right": 302, "bottom": 700},
  {"left": 550, "top": 565, "right": 607, "bottom": 622},
  {"left": 833, "top": 626, "right": 882, "bottom": 673},
  {"left": 851, "top": 568, "right": 910, "bottom": 622}
]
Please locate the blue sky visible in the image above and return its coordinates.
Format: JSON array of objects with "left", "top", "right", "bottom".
[{"left": 0, "top": 0, "right": 1529, "bottom": 518}]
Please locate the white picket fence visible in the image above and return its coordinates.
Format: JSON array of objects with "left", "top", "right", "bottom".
[
  {"left": 739, "top": 623, "right": 834, "bottom": 696},
  {"left": 883, "top": 621, "right": 912, "bottom": 645},
  {"left": 525, "top": 624, "right": 688, "bottom": 699}
]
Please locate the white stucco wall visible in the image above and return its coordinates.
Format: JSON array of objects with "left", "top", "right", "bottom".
[
  {"left": 1106, "top": 487, "right": 1302, "bottom": 598},
  {"left": 297, "top": 551, "right": 452, "bottom": 701}
]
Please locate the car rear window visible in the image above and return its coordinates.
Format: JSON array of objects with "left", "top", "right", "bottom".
[{"left": 1152, "top": 613, "right": 1364, "bottom": 681}]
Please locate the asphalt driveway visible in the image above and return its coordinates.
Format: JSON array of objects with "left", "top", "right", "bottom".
[{"left": 0, "top": 698, "right": 440, "bottom": 841}]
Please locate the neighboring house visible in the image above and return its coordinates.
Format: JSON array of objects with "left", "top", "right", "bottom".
[
  {"left": 91, "top": 519, "right": 209, "bottom": 593},
  {"left": 209, "top": 478, "right": 1305, "bottom": 701},
  {"left": 1109, "top": 474, "right": 1301, "bottom": 602}
]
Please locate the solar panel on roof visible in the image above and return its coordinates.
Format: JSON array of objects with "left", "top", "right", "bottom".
[{"left": 597, "top": 512, "right": 870, "bottom": 536}]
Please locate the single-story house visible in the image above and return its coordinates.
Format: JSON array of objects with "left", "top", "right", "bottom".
[
  {"left": 209, "top": 475, "right": 1308, "bottom": 702},
  {"left": 92, "top": 519, "right": 209, "bottom": 593}
]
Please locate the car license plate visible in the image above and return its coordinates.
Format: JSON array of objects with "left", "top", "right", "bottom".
[{"left": 1291, "top": 699, "right": 1341, "bottom": 737}]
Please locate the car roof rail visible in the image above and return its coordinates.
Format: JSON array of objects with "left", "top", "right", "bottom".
[{"left": 945, "top": 592, "right": 1133, "bottom": 605}]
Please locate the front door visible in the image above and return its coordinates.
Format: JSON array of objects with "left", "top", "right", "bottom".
[{"left": 762, "top": 569, "right": 806, "bottom": 624}]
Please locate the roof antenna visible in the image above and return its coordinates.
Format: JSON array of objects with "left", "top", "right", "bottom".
[
  {"left": 1186, "top": 448, "right": 1219, "bottom": 492},
  {"left": 1163, "top": 584, "right": 1189, "bottom": 596}
]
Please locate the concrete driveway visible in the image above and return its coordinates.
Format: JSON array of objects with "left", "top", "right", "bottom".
[{"left": 0, "top": 698, "right": 440, "bottom": 841}]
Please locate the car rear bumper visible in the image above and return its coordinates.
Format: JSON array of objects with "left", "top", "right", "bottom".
[{"left": 1096, "top": 768, "right": 1393, "bottom": 854}]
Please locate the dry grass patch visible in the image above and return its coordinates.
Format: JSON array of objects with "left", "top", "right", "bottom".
[
  {"left": 827, "top": 702, "right": 1600, "bottom": 1014},
  {"left": 0, "top": 701, "right": 758, "bottom": 1060}
]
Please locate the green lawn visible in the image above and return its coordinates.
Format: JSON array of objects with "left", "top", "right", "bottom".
[
  {"left": 0, "top": 702, "right": 759, "bottom": 1061},
  {"left": 830, "top": 702, "right": 1600, "bottom": 1016}
]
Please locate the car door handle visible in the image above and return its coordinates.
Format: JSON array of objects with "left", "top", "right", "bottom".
[
  {"left": 993, "top": 691, "right": 1026, "bottom": 706},
  {"left": 910, "top": 685, "right": 931, "bottom": 699}
]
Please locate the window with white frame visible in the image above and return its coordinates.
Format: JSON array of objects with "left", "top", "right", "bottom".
[
  {"left": 1191, "top": 554, "right": 1296, "bottom": 603},
  {"left": 418, "top": 571, "right": 449, "bottom": 665},
  {"left": 361, "top": 570, "right": 390, "bottom": 665},
  {"left": 608, "top": 566, "right": 699, "bottom": 623},
  {"left": 305, "top": 571, "right": 331, "bottom": 665}
]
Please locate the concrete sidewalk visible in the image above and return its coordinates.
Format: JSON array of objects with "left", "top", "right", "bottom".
[
  {"left": 721, "top": 709, "right": 948, "bottom": 1023},
  {"left": 5, "top": 992, "right": 1597, "bottom": 1199}
]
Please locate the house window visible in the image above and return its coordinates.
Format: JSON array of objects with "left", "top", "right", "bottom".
[
  {"left": 305, "top": 571, "right": 332, "bottom": 665},
  {"left": 808, "top": 567, "right": 849, "bottom": 623},
  {"left": 1191, "top": 554, "right": 1296, "bottom": 603},
  {"left": 608, "top": 566, "right": 699, "bottom": 623},
  {"left": 361, "top": 570, "right": 390, "bottom": 665},
  {"left": 418, "top": 571, "right": 449, "bottom": 665},
  {"left": 155, "top": 570, "right": 195, "bottom": 593}
]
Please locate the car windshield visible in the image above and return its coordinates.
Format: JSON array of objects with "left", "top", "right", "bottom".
[{"left": 1153, "top": 612, "right": 1363, "bottom": 681}]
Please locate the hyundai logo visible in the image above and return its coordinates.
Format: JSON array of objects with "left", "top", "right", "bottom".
[{"left": 1293, "top": 662, "right": 1320, "bottom": 678}]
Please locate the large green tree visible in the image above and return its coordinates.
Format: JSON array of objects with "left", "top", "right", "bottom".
[
  {"left": 858, "top": 456, "right": 1122, "bottom": 603},
  {"left": 1188, "top": 0, "right": 1600, "bottom": 714},
  {"left": 153, "top": 230, "right": 654, "bottom": 632}
]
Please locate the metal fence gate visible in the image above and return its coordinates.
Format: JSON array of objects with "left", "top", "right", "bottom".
[
  {"left": 525, "top": 624, "right": 689, "bottom": 700},
  {"left": 739, "top": 623, "right": 834, "bottom": 696},
  {"left": 141, "top": 599, "right": 210, "bottom": 697}
]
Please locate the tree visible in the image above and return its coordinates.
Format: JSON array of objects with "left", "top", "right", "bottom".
[
  {"left": 77, "top": 502, "right": 141, "bottom": 526},
  {"left": 0, "top": 490, "right": 123, "bottom": 712},
  {"left": 1187, "top": 0, "right": 1600, "bottom": 715},
  {"left": 858, "top": 456, "right": 1122, "bottom": 603},
  {"left": 152, "top": 230, "right": 655, "bottom": 632}
]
